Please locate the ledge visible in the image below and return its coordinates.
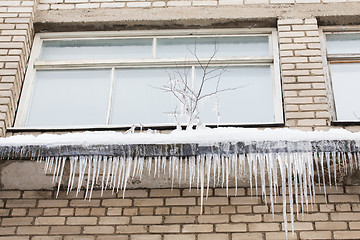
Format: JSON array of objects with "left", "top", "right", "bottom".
[{"left": 1, "top": 128, "right": 360, "bottom": 160}]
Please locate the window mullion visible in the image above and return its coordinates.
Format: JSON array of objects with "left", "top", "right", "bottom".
[
  {"left": 106, "top": 67, "right": 116, "bottom": 125},
  {"left": 153, "top": 37, "right": 157, "bottom": 59}
]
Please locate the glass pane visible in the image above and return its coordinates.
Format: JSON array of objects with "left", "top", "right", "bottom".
[
  {"left": 330, "top": 63, "right": 360, "bottom": 121},
  {"left": 111, "top": 68, "right": 183, "bottom": 125},
  {"left": 157, "top": 36, "right": 269, "bottom": 59},
  {"left": 40, "top": 38, "right": 153, "bottom": 61},
  {"left": 26, "top": 70, "right": 111, "bottom": 127},
  {"left": 195, "top": 66, "right": 275, "bottom": 124},
  {"left": 326, "top": 33, "right": 360, "bottom": 54}
]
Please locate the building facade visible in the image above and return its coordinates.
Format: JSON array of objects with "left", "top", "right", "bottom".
[{"left": 0, "top": 0, "right": 360, "bottom": 239}]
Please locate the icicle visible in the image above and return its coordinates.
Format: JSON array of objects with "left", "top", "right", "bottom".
[
  {"left": 132, "top": 156, "right": 138, "bottom": 178},
  {"left": 67, "top": 157, "right": 75, "bottom": 194},
  {"left": 184, "top": 157, "right": 188, "bottom": 185},
  {"left": 246, "top": 153, "right": 253, "bottom": 196},
  {"left": 84, "top": 157, "right": 92, "bottom": 200},
  {"left": 278, "top": 151, "right": 288, "bottom": 237},
  {"left": 253, "top": 154, "right": 258, "bottom": 196},
  {"left": 44, "top": 157, "right": 50, "bottom": 173},
  {"left": 266, "top": 153, "right": 275, "bottom": 216},
  {"left": 48, "top": 156, "right": 54, "bottom": 173},
  {"left": 122, "top": 157, "right": 133, "bottom": 198},
  {"left": 293, "top": 153, "right": 299, "bottom": 218},
  {"left": 111, "top": 157, "right": 119, "bottom": 193},
  {"left": 313, "top": 153, "right": 321, "bottom": 190},
  {"left": 205, "top": 154, "right": 211, "bottom": 198},
  {"left": 319, "top": 152, "right": 327, "bottom": 201},
  {"left": 189, "top": 156, "right": 195, "bottom": 190},
  {"left": 95, "top": 156, "right": 101, "bottom": 185},
  {"left": 348, "top": 152, "right": 354, "bottom": 173},
  {"left": 154, "top": 157, "right": 158, "bottom": 177},
  {"left": 56, "top": 157, "right": 66, "bottom": 198},
  {"left": 101, "top": 157, "right": 108, "bottom": 195},
  {"left": 199, "top": 154, "right": 205, "bottom": 214},
  {"left": 232, "top": 154, "right": 238, "bottom": 196},
  {"left": 162, "top": 156, "right": 166, "bottom": 175},
  {"left": 171, "top": 157, "right": 175, "bottom": 189},
  {"left": 221, "top": 155, "right": 225, "bottom": 188},
  {"left": 325, "top": 152, "right": 331, "bottom": 187},
  {"left": 138, "top": 157, "right": 144, "bottom": 180},
  {"left": 286, "top": 153, "right": 294, "bottom": 234},
  {"left": 89, "top": 156, "right": 98, "bottom": 200},
  {"left": 342, "top": 152, "right": 348, "bottom": 175},
  {"left": 116, "top": 157, "right": 125, "bottom": 192},
  {"left": 70, "top": 157, "right": 78, "bottom": 194},
  {"left": 179, "top": 156, "right": 183, "bottom": 186},
  {"left": 52, "top": 157, "right": 59, "bottom": 183},
  {"left": 147, "top": 157, "right": 152, "bottom": 176},
  {"left": 332, "top": 152, "right": 337, "bottom": 187},
  {"left": 105, "top": 157, "right": 113, "bottom": 190},
  {"left": 259, "top": 154, "right": 266, "bottom": 204},
  {"left": 77, "top": 156, "right": 87, "bottom": 197},
  {"left": 213, "top": 154, "right": 219, "bottom": 188}
]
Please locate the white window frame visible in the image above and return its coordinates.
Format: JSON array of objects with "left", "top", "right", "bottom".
[
  {"left": 14, "top": 28, "right": 283, "bottom": 130},
  {"left": 321, "top": 26, "right": 360, "bottom": 123}
]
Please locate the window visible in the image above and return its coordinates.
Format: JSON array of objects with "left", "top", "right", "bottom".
[
  {"left": 323, "top": 29, "right": 360, "bottom": 123},
  {"left": 14, "top": 29, "right": 283, "bottom": 129}
]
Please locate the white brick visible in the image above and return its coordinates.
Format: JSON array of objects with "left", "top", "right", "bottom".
[
  {"left": 192, "top": 1, "right": 218, "bottom": 6},
  {"left": 167, "top": 1, "right": 192, "bottom": 6},
  {"left": 50, "top": 4, "right": 75, "bottom": 9},
  {"left": 278, "top": 19, "right": 303, "bottom": 25},
  {"left": 244, "top": 0, "right": 268, "bottom": 3},
  {"left": 101, "top": 2, "right": 125, "bottom": 7},
  {"left": 127, "top": 2, "right": 151, "bottom": 7},
  {"left": 152, "top": 1, "right": 166, "bottom": 7},
  {"left": 219, "top": 0, "right": 244, "bottom": 5},
  {"left": 75, "top": 3, "right": 100, "bottom": 8}
]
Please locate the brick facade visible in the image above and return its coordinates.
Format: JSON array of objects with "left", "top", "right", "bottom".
[
  {"left": 0, "top": 187, "right": 359, "bottom": 240},
  {"left": 0, "top": 1, "right": 360, "bottom": 240}
]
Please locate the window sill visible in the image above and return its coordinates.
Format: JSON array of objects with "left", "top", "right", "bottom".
[{"left": 7, "top": 122, "right": 285, "bottom": 133}]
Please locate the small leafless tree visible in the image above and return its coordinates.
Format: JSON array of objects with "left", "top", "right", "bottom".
[{"left": 159, "top": 41, "right": 240, "bottom": 130}]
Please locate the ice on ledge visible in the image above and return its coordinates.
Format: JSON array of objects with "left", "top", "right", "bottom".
[{"left": 1, "top": 128, "right": 360, "bottom": 146}]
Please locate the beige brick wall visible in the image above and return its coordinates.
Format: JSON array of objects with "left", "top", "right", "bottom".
[
  {"left": 0, "top": 0, "right": 34, "bottom": 137},
  {"left": 0, "top": 1, "right": 359, "bottom": 135},
  {"left": 0, "top": 2, "right": 359, "bottom": 240},
  {"left": 0, "top": 187, "right": 359, "bottom": 239},
  {"left": 278, "top": 18, "right": 331, "bottom": 131},
  {"left": 34, "top": 0, "right": 360, "bottom": 10}
]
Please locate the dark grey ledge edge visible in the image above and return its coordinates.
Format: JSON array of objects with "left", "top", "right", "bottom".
[{"left": 1, "top": 140, "right": 359, "bottom": 160}]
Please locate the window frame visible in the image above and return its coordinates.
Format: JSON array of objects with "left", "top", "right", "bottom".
[
  {"left": 13, "top": 28, "right": 283, "bottom": 130},
  {"left": 321, "top": 26, "right": 360, "bottom": 124}
]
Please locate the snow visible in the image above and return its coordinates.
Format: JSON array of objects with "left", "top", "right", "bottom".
[
  {"left": 2, "top": 127, "right": 360, "bottom": 239},
  {"left": 2, "top": 127, "right": 360, "bottom": 146}
]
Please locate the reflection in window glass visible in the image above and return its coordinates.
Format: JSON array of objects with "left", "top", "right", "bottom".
[
  {"left": 195, "top": 66, "right": 274, "bottom": 124},
  {"left": 111, "top": 68, "right": 182, "bottom": 125},
  {"left": 157, "top": 36, "right": 270, "bottom": 59},
  {"left": 26, "top": 70, "right": 111, "bottom": 127},
  {"left": 330, "top": 63, "right": 360, "bottom": 121},
  {"left": 326, "top": 33, "right": 360, "bottom": 55},
  {"left": 40, "top": 38, "right": 153, "bottom": 61}
]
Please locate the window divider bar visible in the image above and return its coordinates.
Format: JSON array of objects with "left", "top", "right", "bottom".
[
  {"left": 327, "top": 54, "right": 360, "bottom": 62},
  {"left": 153, "top": 38, "right": 157, "bottom": 59},
  {"left": 33, "top": 57, "right": 274, "bottom": 70},
  {"left": 106, "top": 67, "right": 116, "bottom": 125}
]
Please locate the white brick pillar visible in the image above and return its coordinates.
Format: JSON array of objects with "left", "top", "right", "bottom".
[
  {"left": 0, "top": 0, "right": 35, "bottom": 136},
  {"left": 278, "top": 18, "right": 331, "bottom": 131}
]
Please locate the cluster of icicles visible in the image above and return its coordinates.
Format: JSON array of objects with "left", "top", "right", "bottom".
[{"left": 41, "top": 149, "right": 360, "bottom": 237}]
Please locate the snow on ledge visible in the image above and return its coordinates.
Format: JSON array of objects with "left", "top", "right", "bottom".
[{"left": 2, "top": 128, "right": 360, "bottom": 146}]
